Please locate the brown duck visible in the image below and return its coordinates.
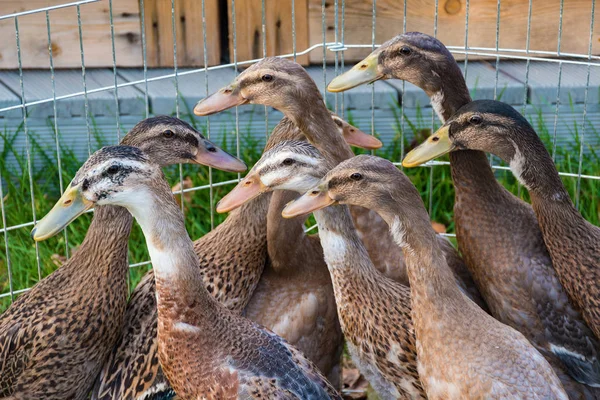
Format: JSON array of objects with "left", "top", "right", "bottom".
[
  {"left": 91, "top": 113, "right": 372, "bottom": 398},
  {"left": 220, "top": 140, "right": 426, "bottom": 399},
  {"left": 0, "top": 116, "right": 245, "bottom": 400},
  {"left": 34, "top": 145, "right": 341, "bottom": 399},
  {"left": 331, "top": 32, "right": 600, "bottom": 395},
  {"left": 405, "top": 99, "right": 600, "bottom": 393},
  {"left": 284, "top": 154, "right": 569, "bottom": 399}
]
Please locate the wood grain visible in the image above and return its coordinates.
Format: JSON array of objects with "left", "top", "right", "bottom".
[
  {"left": 228, "top": 0, "right": 309, "bottom": 65},
  {"left": 143, "top": 0, "right": 220, "bottom": 67},
  {"left": 0, "top": 0, "right": 142, "bottom": 68},
  {"left": 307, "top": 0, "right": 600, "bottom": 63}
]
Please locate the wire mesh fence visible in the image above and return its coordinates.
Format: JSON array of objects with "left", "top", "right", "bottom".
[{"left": 0, "top": 0, "right": 599, "bottom": 307}]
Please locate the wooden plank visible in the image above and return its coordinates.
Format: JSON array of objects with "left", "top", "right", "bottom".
[
  {"left": 143, "top": 0, "right": 220, "bottom": 67},
  {"left": 308, "top": 0, "right": 600, "bottom": 63},
  {"left": 0, "top": 0, "right": 142, "bottom": 68},
  {"left": 228, "top": 0, "right": 309, "bottom": 65}
]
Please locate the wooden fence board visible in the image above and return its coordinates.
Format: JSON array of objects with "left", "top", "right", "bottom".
[
  {"left": 143, "top": 0, "right": 221, "bottom": 67},
  {"left": 0, "top": 0, "right": 142, "bottom": 68},
  {"left": 227, "top": 0, "right": 309, "bottom": 65},
  {"left": 307, "top": 0, "right": 600, "bottom": 63}
]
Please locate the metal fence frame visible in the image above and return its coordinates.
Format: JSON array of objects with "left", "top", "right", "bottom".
[{"left": 0, "top": 0, "right": 598, "bottom": 302}]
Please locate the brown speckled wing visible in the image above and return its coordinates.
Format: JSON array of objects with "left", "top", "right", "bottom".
[
  {"left": 92, "top": 273, "right": 168, "bottom": 400},
  {"left": 232, "top": 327, "right": 341, "bottom": 399},
  {"left": 0, "top": 322, "right": 31, "bottom": 396},
  {"left": 529, "top": 256, "right": 600, "bottom": 385}
]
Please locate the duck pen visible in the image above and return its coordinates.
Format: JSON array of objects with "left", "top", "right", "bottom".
[{"left": 0, "top": 0, "right": 599, "bottom": 312}]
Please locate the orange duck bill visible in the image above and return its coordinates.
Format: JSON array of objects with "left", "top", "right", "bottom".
[
  {"left": 281, "top": 188, "right": 336, "bottom": 218},
  {"left": 216, "top": 174, "right": 266, "bottom": 213},
  {"left": 194, "top": 84, "right": 248, "bottom": 116},
  {"left": 343, "top": 126, "right": 383, "bottom": 150}
]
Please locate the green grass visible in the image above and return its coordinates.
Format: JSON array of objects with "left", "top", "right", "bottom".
[{"left": 1, "top": 105, "right": 599, "bottom": 312}]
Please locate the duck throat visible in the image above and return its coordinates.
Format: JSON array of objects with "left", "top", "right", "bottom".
[
  {"left": 127, "top": 186, "right": 218, "bottom": 320},
  {"left": 378, "top": 201, "right": 461, "bottom": 304},
  {"left": 505, "top": 133, "right": 569, "bottom": 202},
  {"left": 314, "top": 205, "right": 370, "bottom": 274}
]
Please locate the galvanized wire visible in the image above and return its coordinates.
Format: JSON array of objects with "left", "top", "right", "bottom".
[
  {"left": 14, "top": 16, "right": 42, "bottom": 281},
  {"left": 202, "top": 0, "right": 215, "bottom": 230},
  {"left": 76, "top": 4, "right": 92, "bottom": 156},
  {"left": 108, "top": 0, "right": 121, "bottom": 141},
  {"left": 45, "top": 10, "right": 69, "bottom": 259},
  {"left": 576, "top": 0, "right": 596, "bottom": 208}
]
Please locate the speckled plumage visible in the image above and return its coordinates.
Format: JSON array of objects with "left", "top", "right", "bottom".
[
  {"left": 0, "top": 206, "right": 131, "bottom": 400},
  {"left": 351, "top": 32, "right": 600, "bottom": 395},
  {"left": 93, "top": 113, "right": 347, "bottom": 399},
  {"left": 317, "top": 155, "right": 568, "bottom": 399},
  {"left": 0, "top": 116, "right": 221, "bottom": 400},
  {"left": 72, "top": 146, "right": 340, "bottom": 399},
  {"left": 233, "top": 141, "right": 425, "bottom": 399},
  {"left": 92, "top": 194, "right": 270, "bottom": 400}
]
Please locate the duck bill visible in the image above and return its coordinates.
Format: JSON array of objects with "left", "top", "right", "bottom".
[
  {"left": 216, "top": 174, "right": 266, "bottom": 213},
  {"left": 194, "top": 84, "right": 248, "bottom": 116},
  {"left": 327, "top": 53, "right": 382, "bottom": 92},
  {"left": 402, "top": 126, "right": 455, "bottom": 168},
  {"left": 282, "top": 190, "right": 335, "bottom": 218},
  {"left": 31, "top": 185, "right": 94, "bottom": 241},
  {"left": 343, "top": 127, "right": 383, "bottom": 150},
  {"left": 194, "top": 139, "right": 247, "bottom": 172}
]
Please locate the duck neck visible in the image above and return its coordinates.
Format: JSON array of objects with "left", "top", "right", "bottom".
[
  {"left": 419, "top": 61, "right": 506, "bottom": 196},
  {"left": 68, "top": 205, "right": 132, "bottom": 280},
  {"left": 313, "top": 205, "right": 375, "bottom": 279},
  {"left": 284, "top": 91, "right": 353, "bottom": 164},
  {"left": 424, "top": 69, "right": 471, "bottom": 123},
  {"left": 266, "top": 189, "right": 309, "bottom": 274},
  {"left": 375, "top": 185, "right": 463, "bottom": 304},
  {"left": 505, "top": 126, "right": 573, "bottom": 208},
  {"left": 128, "top": 182, "right": 219, "bottom": 323}
]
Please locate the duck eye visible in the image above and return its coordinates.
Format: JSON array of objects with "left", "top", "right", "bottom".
[
  {"left": 282, "top": 158, "right": 294, "bottom": 166},
  {"left": 261, "top": 74, "right": 274, "bottom": 82},
  {"left": 163, "top": 129, "right": 175, "bottom": 138},
  {"left": 350, "top": 172, "right": 363, "bottom": 181},
  {"left": 107, "top": 165, "right": 120, "bottom": 175},
  {"left": 469, "top": 115, "right": 482, "bottom": 125},
  {"left": 399, "top": 46, "right": 411, "bottom": 56},
  {"left": 333, "top": 119, "right": 343, "bottom": 127},
  {"left": 82, "top": 179, "right": 90, "bottom": 191}
]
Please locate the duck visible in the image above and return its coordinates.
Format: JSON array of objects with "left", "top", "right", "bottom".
[
  {"left": 241, "top": 115, "right": 380, "bottom": 388},
  {"left": 193, "top": 56, "right": 487, "bottom": 311},
  {"left": 33, "top": 145, "right": 341, "bottom": 400},
  {"left": 218, "top": 140, "right": 425, "bottom": 399},
  {"left": 283, "top": 153, "right": 569, "bottom": 399},
  {"left": 405, "top": 98, "right": 600, "bottom": 380},
  {"left": 0, "top": 116, "right": 245, "bottom": 400},
  {"left": 329, "top": 32, "right": 600, "bottom": 395},
  {"left": 91, "top": 112, "right": 372, "bottom": 398}
]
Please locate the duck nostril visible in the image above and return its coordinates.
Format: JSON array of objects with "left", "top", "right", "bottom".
[
  {"left": 64, "top": 199, "right": 72, "bottom": 206},
  {"left": 311, "top": 190, "right": 319, "bottom": 195},
  {"left": 244, "top": 180, "right": 252, "bottom": 186},
  {"left": 206, "top": 145, "right": 217, "bottom": 153},
  {"left": 431, "top": 136, "right": 440, "bottom": 142}
]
